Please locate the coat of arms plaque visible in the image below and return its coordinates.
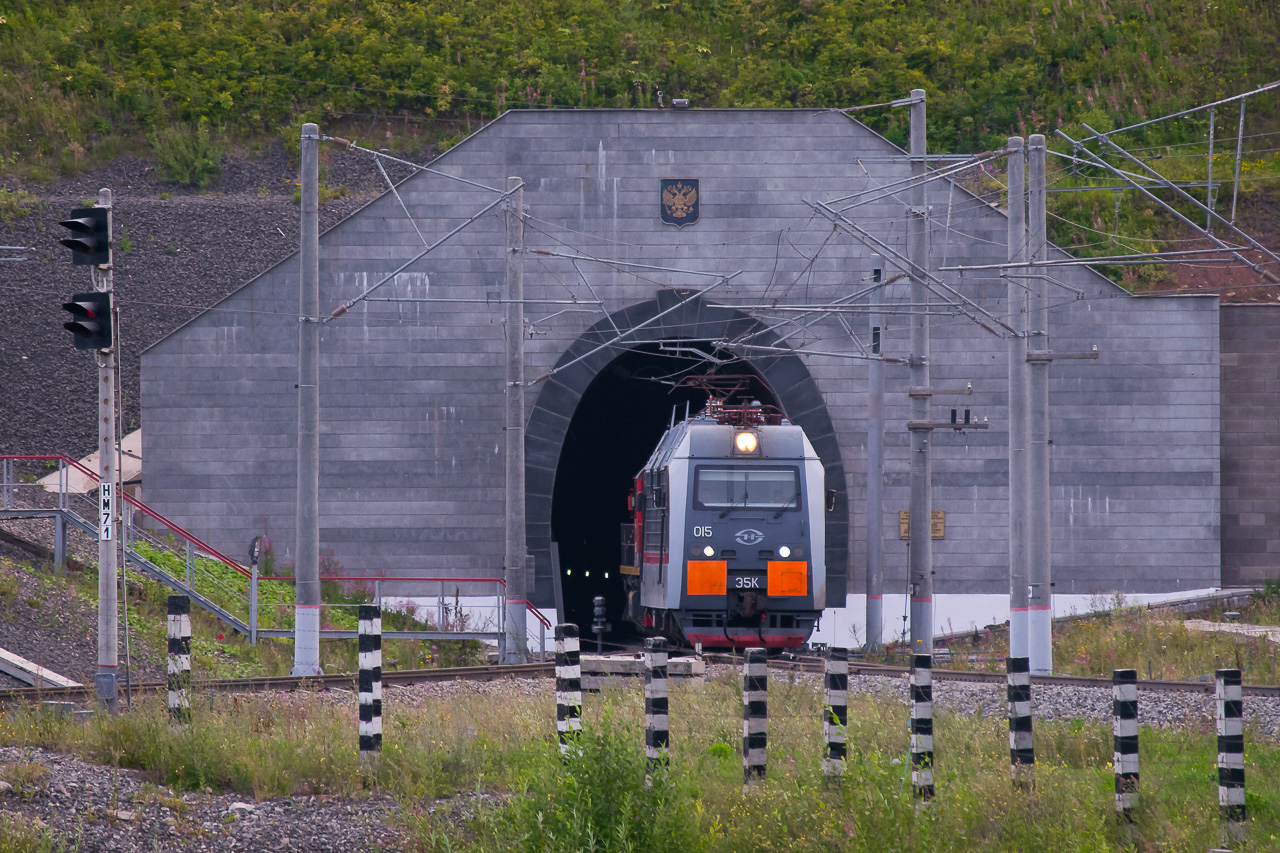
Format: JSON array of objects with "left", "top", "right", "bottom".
[{"left": 659, "top": 179, "right": 699, "bottom": 227}]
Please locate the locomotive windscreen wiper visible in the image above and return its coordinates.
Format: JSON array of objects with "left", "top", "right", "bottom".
[
  {"left": 773, "top": 488, "right": 801, "bottom": 518},
  {"left": 718, "top": 490, "right": 749, "bottom": 519}
]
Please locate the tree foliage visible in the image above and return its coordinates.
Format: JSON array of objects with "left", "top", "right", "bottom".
[{"left": 0, "top": 0, "right": 1276, "bottom": 166}]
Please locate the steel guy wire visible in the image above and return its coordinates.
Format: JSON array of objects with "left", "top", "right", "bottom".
[
  {"left": 1079, "top": 79, "right": 1280, "bottom": 142},
  {"left": 1061, "top": 128, "right": 1280, "bottom": 280},
  {"left": 323, "top": 136, "right": 506, "bottom": 195},
  {"left": 807, "top": 198, "right": 1016, "bottom": 336},
  {"left": 326, "top": 185, "right": 519, "bottom": 321},
  {"left": 524, "top": 215, "right": 799, "bottom": 251},
  {"left": 831, "top": 149, "right": 1011, "bottom": 210},
  {"left": 375, "top": 158, "right": 428, "bottom": 248}
]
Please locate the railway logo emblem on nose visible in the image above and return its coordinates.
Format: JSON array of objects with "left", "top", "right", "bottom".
[{"left": 734, "top": 528, "right": 764, "bottom": 546}]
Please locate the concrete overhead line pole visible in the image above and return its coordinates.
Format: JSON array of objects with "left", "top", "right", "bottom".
[
  {"left": 865, "top": 290, "right": 884, "bottom": 653},
  {"left": 505, "top": 176, "right": 528, "bottom": 664},
  {"left": 1027, "top": 134, "right": 1053, "bottom": 675},
  {"left": 94, "top": 187, "right": 119, "bottom": 709},
  {"left": 906, "top": 89, "right": 933, "bottom": 656},
  {"left": 293, "top": 122, "right": 322, "bottom": 677},
  {"left": 1006, "top": 137, "right": 1030, "bottom": 660}
]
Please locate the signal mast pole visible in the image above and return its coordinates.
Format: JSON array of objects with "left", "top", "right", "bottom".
[{"left": 94, "top": 188, "right": 119, "bottom": 709}]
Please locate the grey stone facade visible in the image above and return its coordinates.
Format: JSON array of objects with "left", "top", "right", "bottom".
[
  {"left": 141, "top": 109, "right": 1221, "bottom": 609},
  {"left": 1221, "top": 305, "right": 1280, "bottom": 588}
]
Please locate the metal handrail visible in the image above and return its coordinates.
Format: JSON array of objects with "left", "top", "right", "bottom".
[
  {"left": 522, "top": 600, "right": 553, "bottom": 630},
  {"left": 259, "top": 574, "right": 506, "bottom": 585},
  {"left": 3, "top": 455, "right": 513, "bottom": 649},
  {"left": 2, "top": 455, "right": 252, "bottom": 578}
]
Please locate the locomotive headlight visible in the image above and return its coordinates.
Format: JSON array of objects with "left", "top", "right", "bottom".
[
  {"left": 734, "top": 431, "right": 758, "bottom": 454},
  {"left": 703, "top": 545, "right": 715, "bottom": 557},
  {"left": 778, "top": 545, "right": 791, "bottom": 559}
]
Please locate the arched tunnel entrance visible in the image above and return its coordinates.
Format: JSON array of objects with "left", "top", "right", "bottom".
[
  {"left": 550, "top": 343, "right": 780, "bottom": 636},
  {"left": 525, "top": 294, "right": 849, "bottom": 637}
]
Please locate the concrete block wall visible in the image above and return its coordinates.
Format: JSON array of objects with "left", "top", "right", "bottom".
[
  {"left": 141, "top": 108, "right": 1221, "bottom": 605},
  {"left": 1220, "top": 305, "right": 1280, "bottom": 588}
]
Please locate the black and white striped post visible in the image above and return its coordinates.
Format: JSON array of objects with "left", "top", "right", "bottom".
[
  {"left": 1007, "top": 656, "right": 1034, "bottom": 789},
  {"left": 823, "top": 647, "right": 848, "bottom": 782},
  {"left": 358, "top": 604, "right": 383, "bottom": 762},
  {"left": 743, "top": 647, "right": 767, "bottom": 788},
  {"left": 166, "top": 595, "right": 191, "bottom": 725},
  {"left": 1216, "top": 668, "right": 1245, "bottom": 843},
  {"left": 644, "top": 637, "right": 669, "bottom": 779},
  {"left": 555, "top": 623, "right": 582, "bottom": 762},
  {"left": 909, "top": 653, "right": 934, "bottom": 800},
  {"left": 1112, "top": 668, "right": 1139, "bottom": 820}
]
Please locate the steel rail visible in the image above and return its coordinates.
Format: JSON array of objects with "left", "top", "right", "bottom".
[
  {"left": 704, "top": 654, "right": 1280, "bottom": 697},
  {"left": 4, "top": 655, "right": 1278, "bottom": 702},
  {"left": 0, "top": 662, "right": 556, "bottom": 704}
]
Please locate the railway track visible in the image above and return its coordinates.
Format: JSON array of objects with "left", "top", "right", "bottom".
[
  {"left": 724, "top": 654, "right": 1280, "bottom": 698},
  {"left": 0, "top": 661, "right": 556, "bottom": 705},
  {"left": 3, "top": 655, "right": 1277, "bottom": 704}
]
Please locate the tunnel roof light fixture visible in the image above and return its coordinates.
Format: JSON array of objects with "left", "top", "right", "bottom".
[{"left": 734, "top": 430, "right": 759, "bottom": 455}]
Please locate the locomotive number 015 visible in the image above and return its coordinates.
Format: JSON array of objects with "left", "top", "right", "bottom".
[{"left": 692, "top": 526, "right": 713, "bottom": 537}]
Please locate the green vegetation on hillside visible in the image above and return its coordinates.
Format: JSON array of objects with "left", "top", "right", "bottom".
[
  {"left": 2, "top": 0, "right": 1278, "bottom": 289},
  {"left": 1, "top": 0, "right": 1276, "bottom": 168}
]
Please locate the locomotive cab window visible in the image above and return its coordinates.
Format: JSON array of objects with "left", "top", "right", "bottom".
[{"left": 692, "top": 466, "right": 801, "bottom": 512}]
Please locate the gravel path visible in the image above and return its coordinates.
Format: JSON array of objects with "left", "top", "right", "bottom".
[{"left": 0, "top": 745, "right": 408, "bottom": 853}]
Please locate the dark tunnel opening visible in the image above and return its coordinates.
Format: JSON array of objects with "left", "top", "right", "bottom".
[{"left": 550, "top": 342, "right": 780, "bottom": 641}]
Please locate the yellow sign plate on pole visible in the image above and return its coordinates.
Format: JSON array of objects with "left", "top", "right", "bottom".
[{"left": 898, "top": 510, "right": 946, "bottom": 540}]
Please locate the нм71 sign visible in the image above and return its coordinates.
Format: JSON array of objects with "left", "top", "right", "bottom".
[{"left": 99, "top": 482, "right": 113, "bottom": 541}]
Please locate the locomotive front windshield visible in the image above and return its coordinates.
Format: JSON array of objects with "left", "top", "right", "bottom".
[{"left": 693, "top": 466, "right": 801, "bottom": 511}]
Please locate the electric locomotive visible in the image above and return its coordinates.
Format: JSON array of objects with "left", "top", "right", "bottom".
[{"left": 620, "top": 401, "right": 827, "bottom": 649}]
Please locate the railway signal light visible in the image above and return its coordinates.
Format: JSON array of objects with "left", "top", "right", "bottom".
[
  {"left": 592, "top": 595, "right": 609, "bottom": 653},
  {"left": 62, "top": 291, "right": 113, "bottom": 350},
  {"left": 58, "top": 207, "right": 111, "bottom": 266}
]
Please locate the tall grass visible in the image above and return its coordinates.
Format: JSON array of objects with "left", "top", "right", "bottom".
[
  {"left": 1049, "top": 601, "right": 1280, "bottom": 682},
  {"left": 1, "top": 667, "right": 1276, "bottom": 850}
]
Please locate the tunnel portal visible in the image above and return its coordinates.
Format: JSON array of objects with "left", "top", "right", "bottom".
[{"left": 550, "top": 343, "right": 779, "bottom": 635}]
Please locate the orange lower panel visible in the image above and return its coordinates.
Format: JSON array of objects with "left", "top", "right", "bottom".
[
  {"left": 686, "top": 560, "right": 727, "bottom": 596},
  {"left": 767, "top": 561, "right": 807, "bottom": 596}
]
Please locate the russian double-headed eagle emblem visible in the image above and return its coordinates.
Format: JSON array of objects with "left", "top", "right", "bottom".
[{"left": 660, "top": 178, "right": 699, "bottom": 227}]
